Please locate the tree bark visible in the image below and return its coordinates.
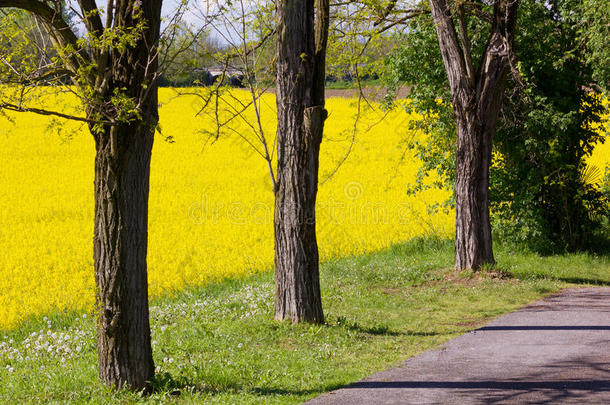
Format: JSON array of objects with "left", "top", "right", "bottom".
[
  {"left": 90, "top": 0, "right": 162, "bottom": 390},
  {"left": 454, "top": 107, "right": 495, "bottom": 269},
  {"left": 274, "top": 0, "right": 328, "bottom": 323},
  {"left": 273, "top": 106, "right": 325, "bottom": 323},
  {"left": 93, "top": 119, "right": 155, "bottom": 391},
  {"left": 428, "top": 0, "right": 518, "bottom": 269}
]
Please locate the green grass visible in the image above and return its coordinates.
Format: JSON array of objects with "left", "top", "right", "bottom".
[{"left": 1, "top": 238, "right": 609, "bottom": 403}]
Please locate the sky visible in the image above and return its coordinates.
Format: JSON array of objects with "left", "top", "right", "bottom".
[
  {"left": 87, "top": 0, "right": 205, "bottom": 26},
  {"left": 83, "top": 1, "right": 262, "bottom": 45},
  {"left": 162, "top": 0, "right": 203, "bottom": 26}
]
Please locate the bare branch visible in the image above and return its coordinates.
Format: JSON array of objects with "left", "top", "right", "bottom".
[
  {"left": 0, "top": 101, "right": 110, "bottom": 124},
  {"left": 0, "top": 0, "right": 80, "bottom": 50}
]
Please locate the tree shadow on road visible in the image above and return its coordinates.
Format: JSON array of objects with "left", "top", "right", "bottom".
[
  {"left": 477, "top": 325, "right": 610, "bottom": 331},
  {"left": 336, "top": 358, "right": 610, "bottom": 404}
]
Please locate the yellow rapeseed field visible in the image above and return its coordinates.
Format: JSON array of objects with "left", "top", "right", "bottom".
[
  {"left": 0, "top": 89, "right": 452, "bottom": 330},
  {"left": 0, "top": 89, "right": 607, "bottom": 330}
]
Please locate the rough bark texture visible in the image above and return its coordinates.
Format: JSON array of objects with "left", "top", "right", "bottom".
[
  {"left": 93, "top": 120, "right": 155, "bottom": 391},
  {"left": 428, "top": 0, "right": 519, "bottom": 269},
  {"left": 274, "top": 0, "right": 329, "bottom": 323},
  {"left": 454, "top": 110, "right": 495, "bottom": 270},
  {"left": 91, "top": 0, "right": 162, "bottom": 390}
]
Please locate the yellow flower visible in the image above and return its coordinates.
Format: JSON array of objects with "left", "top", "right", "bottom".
[{"left": 0, "top": 88, "right": 606, "bottom": 330}]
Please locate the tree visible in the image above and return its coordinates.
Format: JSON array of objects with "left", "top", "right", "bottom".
[
  {"left": 273, "top": 0, "right": 329, "bottom": 323},
  {"left": 386, "top": 0, "right": 608, "bottom": 254},
  {"left": 0, "top": 0, "right": 163, "bottom": 391},
  {"left": 193, "top": 0, "right": 330, "bottom": 323},
  {"left": 425, "top": 0, "right": 519, "bottom": 269},
  {"left": 193, "top": 0, "right": 420, "bottom": 323},
  {"left": 490, "top": 0, "right": 608, "bottom": 252},
  {"left": 579, "top": 0, "right": 610, "bottom": 91}
]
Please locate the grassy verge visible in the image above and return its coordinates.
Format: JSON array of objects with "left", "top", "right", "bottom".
[{"left": 1, "top": 238, "right": 608, "bottom": 404}]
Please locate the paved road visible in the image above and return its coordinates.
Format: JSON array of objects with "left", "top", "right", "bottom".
[{"left": 306, "top": 288, "right": 610, "bottom": 404}]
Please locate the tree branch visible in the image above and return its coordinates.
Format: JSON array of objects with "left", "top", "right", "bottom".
[
  {"left": 0, "top": 0, "right": 79, "bottom": 49},
  {"left": 476, "top": 0, "right": 519, "bottom": 100},
  {"left": 428, "top": 0, "right": 470, "bottom": 94},
  {"left": 0, "top": 0, "right": 90, "bottom": 76},
  {"left": 77, "top": 0, "right": 103, "bottom": 36},
  {"left": 0, "top": 101, "right": 110, "bottom": 124},
  {"left": 456, "top": 2, "right": 475, "bottom": 86}
]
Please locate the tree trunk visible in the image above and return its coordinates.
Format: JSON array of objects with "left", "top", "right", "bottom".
[
  {"left": 454, "top": 108, "right": 494, "bottom": 269},
  {"left": 93, "top": 119, "right": 155, "bottom": 391},
  {"left": 273, "top": 106, "right": 325, "bottom": 323},
  {"left": 428, "top": 0, "right": 518, "bottom": 270},
  {"left": 274, "top": 0, "right": 327, "bottom": 324},
  {"left": 90, "top": 1, "right": 162, "bottom": 390}
]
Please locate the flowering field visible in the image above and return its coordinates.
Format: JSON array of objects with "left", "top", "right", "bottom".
[
  {"left": 0, "top": 89, "right": 455, "bottom": 330},
  {"left": 0, "top": 89, "right": 608, "bottom": 330}
]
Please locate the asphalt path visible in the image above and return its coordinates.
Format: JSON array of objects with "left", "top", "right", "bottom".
[{"left": 306, "top": 288, "right": 610, "bottom": 404}]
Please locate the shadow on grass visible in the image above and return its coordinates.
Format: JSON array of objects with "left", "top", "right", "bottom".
[
  {"left": 554, "top": 277, "right": 610, "bottom": 286},
  {"left": 249, "top": 383, "right": 345, "bottom": 397},
  {"left": 149, "top": 372, "right": 241, "bottom": 396},
  {"left": 519, "top": 275, "right": 610, "bottom": 287},
  {"left": 149, "top": 372, "right": 345, "bottom": 399},
  {"left": 347, "top": 324, "right": 403, "bottom": 336},
  {"left": 335, "top": 317, "right": 449, "bottom": 337}
]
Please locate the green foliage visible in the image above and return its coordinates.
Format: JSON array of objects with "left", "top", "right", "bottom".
[
  {"left": 0, "top": 10, "right": 64, "bottom": 85},
  {"left": 384, "top": 13, "right": 456, "bottom": 197},
  {"left": 0, "top": 1, "right": 163, "bottom": 133},
  {"left": 385, "top": 0, "right": 609, "bottom": 253},
  {"left": 602, "top": 167, "right": 610, "bottom": 198},
  {"left": 578, "top": 0, "right": 610, "bottom": 91},
  {"left": 491, "top": 0, "right": 609, "bottom": 253},
  {"left": 327, "top": 0, "right": 407, "bottom": 84}
]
